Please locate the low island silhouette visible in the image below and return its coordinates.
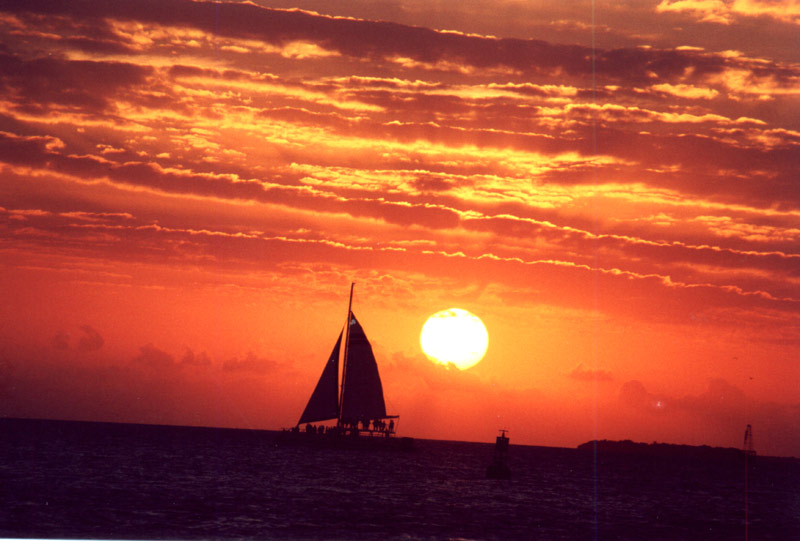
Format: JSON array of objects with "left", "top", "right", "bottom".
[{"left": 576, "top": 439, "right": 785, "bottom": 461}]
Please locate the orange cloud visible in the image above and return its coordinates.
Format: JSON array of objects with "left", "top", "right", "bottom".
[{"left": 657, "top": 0, "right": 800, "bottom": 26}]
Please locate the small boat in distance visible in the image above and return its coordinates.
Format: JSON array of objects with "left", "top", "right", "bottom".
[
  {"left": 281, "top": 283, "right": 412, "bottom": 450},
  {"left": 486, "top": 430, "right": 512, "bottom": 479}
]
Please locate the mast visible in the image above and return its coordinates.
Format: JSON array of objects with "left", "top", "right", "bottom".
[{"left": 338, "top": 282, "right": 355, "bottom": 427}]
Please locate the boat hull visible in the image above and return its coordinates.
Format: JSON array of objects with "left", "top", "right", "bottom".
[{"left": 275, "top": 430, "right": 414, "bottom": 451}]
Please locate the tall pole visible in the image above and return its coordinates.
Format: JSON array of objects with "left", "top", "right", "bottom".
[{"left": 338, "top": 282, "right": 355, "bottom": 428}]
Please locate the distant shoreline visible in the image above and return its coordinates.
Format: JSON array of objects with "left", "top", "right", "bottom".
[{"left": 577, "top": 439, "right": 798, "bottom": 462}]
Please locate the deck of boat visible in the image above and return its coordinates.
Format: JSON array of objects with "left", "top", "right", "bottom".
[{"left": 275, "top": 429, "right": 414, "bottom": 451}]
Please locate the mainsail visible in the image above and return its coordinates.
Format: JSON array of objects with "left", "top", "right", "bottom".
[
  {"left": 340, "top": 314, "right": 387, "bottom": 423},
  {"left": 298, "top": 331, "right": 341, "bottom": 424}
]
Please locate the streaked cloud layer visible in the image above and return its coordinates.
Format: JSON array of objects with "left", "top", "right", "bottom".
[{"left": 1, "top": 0, "right": 798, "bottom": 455}]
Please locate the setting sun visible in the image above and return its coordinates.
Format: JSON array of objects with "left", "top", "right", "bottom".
[{"left": 420, "top": 309, "right": 489, "bottom": 370}]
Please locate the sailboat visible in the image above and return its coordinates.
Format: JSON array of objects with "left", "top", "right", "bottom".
[{"left": 283, "top": 283, "right": 412, "bottom": 449}]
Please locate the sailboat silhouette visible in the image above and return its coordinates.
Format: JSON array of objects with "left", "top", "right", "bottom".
[{"left": 282, "top": 283, "right": 412, "bottom": 450}]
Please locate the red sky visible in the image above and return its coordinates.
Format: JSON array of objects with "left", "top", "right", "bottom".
[{"left": 1, "top": 0, "right": 798, "bottom": 456}]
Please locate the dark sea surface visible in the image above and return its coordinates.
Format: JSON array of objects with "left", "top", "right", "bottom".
[{"left": 1, "top": 418, "right": 799, "bottom": 540}]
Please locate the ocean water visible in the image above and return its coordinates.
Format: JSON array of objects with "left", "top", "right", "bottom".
[{"left": 1, "top": 418, "right": 798, "bottom": 540}]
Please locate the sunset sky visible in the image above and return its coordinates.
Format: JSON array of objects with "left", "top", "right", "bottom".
[{"left": 1, "top": 0, "right": 798, "bottom": 456}]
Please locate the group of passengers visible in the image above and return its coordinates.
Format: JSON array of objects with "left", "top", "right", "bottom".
[
  {"left": 364, "top": 418, "right": 394, "bottom": 433},
  {"left": 296, "top": 418, "right": 395, "bottom": 435},
  {"left": 303, "top": 423, "right": 327, "bottom": 435}
]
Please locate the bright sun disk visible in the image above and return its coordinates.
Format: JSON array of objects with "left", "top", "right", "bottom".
[{"left": 420, "top": 308, "right": 488, "bottom": 370}]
